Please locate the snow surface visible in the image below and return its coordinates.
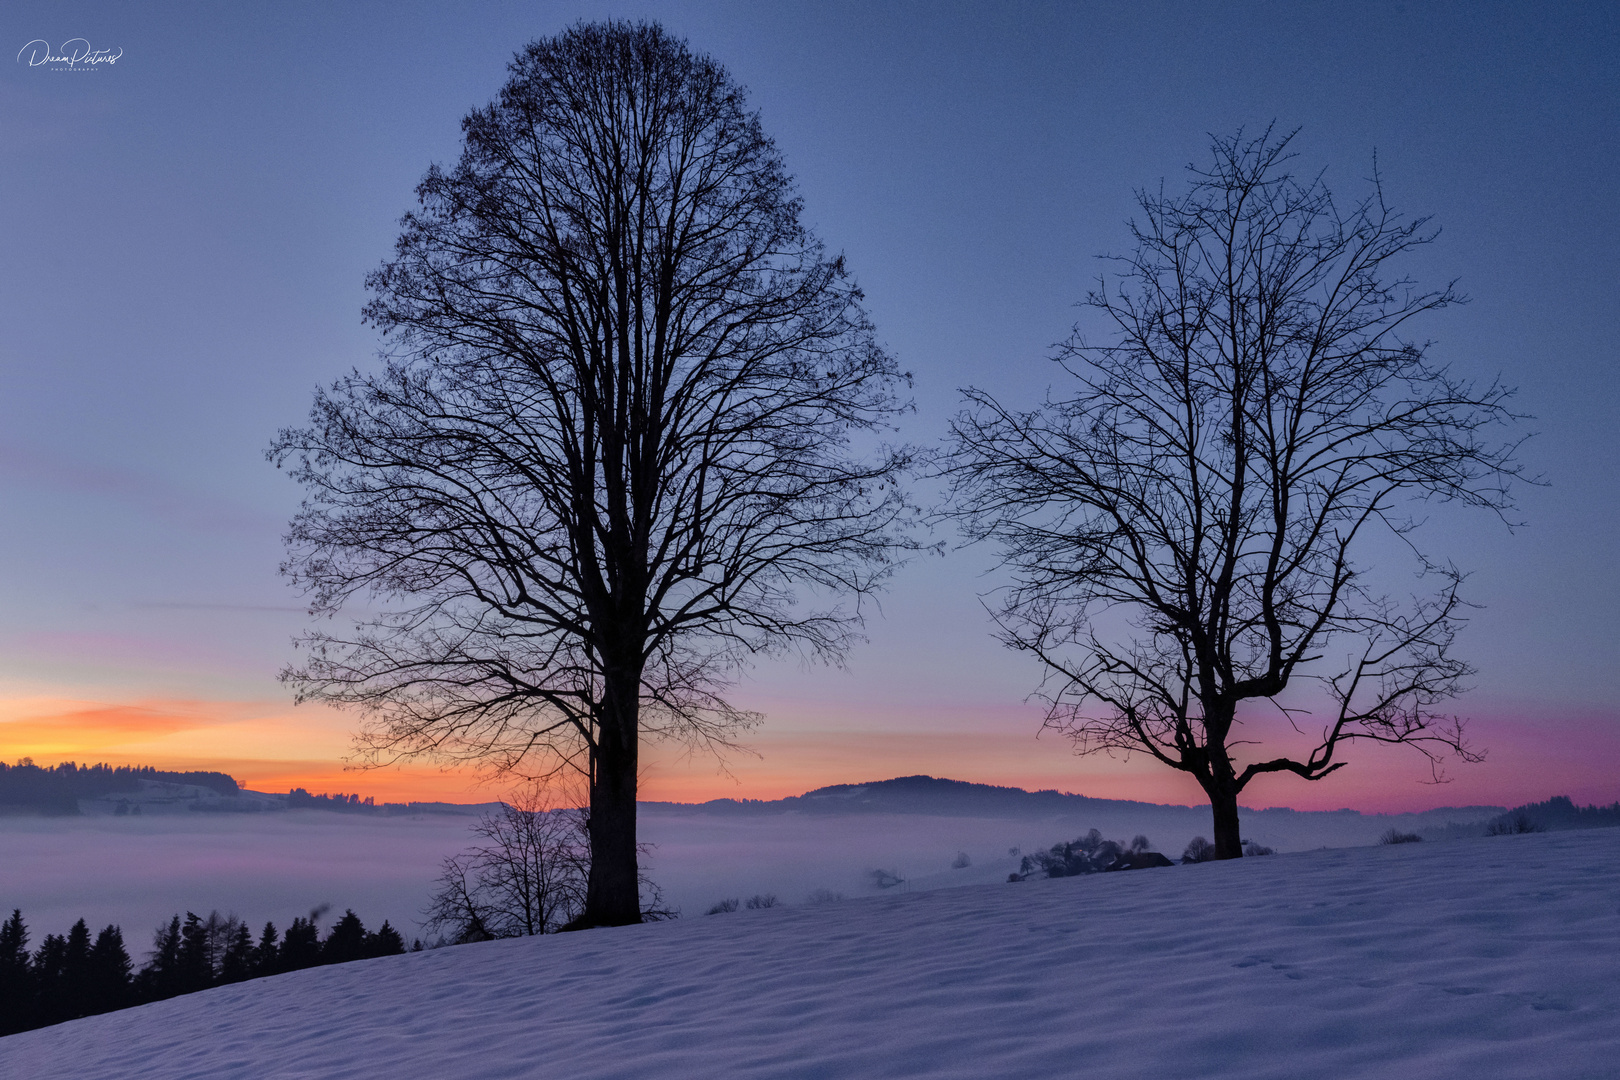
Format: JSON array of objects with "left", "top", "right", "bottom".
[{"left": 4, "top": 827, "right": 1617, "bottom": 1079}]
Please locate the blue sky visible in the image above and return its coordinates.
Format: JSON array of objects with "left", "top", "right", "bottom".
[{"left": 1, "top": 1, "right": 1615, "bottom": 809}]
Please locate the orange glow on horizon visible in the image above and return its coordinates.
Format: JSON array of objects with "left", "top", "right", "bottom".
[{"left": 3, "top": 692, "right": 1616, "bottom": 814}]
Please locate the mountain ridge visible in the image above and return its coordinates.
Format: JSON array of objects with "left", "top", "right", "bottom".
[{"left": 644, "top": 773, "right": 1505, "bottom": 822}]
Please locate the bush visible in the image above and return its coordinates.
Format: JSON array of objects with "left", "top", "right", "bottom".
[
  {"left": 1379, "top": 828, "right": 1423, "bottom": 845},
  {"left": 1182, "top": 836, "right": 1217, "bottom": 864},
  {"left": 805, "top": 889, "right": 845, "bottom": 904},
  {"left": 744, "top": 894, "right": 779, "bottom": 909},
  {"left": 1015, "top": 830, "right": 1168, "bottom": 879},
  {"left": 868, "top": 869, "right": 905, "bottom": 889},
  {"left": 951, "top": 851, "right": 972, "bottom": 869},
  {"left": 1486, "top": 812, "right": 1545, "bottom": 836},
  {"left": 1242, "top": 841, "right": 1274, "bottom": 857},
  {"left": 705, "top": 898, "right": 739, "bottom": 915}
]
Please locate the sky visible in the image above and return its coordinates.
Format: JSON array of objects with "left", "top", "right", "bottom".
[{"left": 0, "top": 1, "right": 1615, "bottom": 812}]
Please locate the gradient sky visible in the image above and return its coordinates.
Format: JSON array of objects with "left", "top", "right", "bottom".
[{"left": 1, "top": 1, "right": 1615, "bottom": 812}]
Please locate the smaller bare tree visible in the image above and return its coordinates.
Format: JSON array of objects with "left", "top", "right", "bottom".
[
  {"left": 943, "top": 126, "right": 1528, "bottom": 858},
  {"left": 423, "top": 785, "right": 589, "bottom": 941}
]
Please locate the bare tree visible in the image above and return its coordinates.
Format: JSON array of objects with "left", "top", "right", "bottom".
[
  {"left": 272, "top": 21, "right": 915, "bottom": 925},
  {"left": 424, "top": 787, "right": 588, "bottom": 940},
  {"left": 470, "top": 789, "right": 590, "bottom": 936},
  {"left": 942, "top": 127, "right": 1527, "bottom": 859},
  {"left": 423, "top": 856, "right": 495, "bottom": 944}
]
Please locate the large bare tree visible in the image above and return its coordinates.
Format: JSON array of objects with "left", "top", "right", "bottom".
[
  {"left": 272, "top": 21, "right": 915, "bottom": 925},
  {"left": 943, "top": 128, "right": 1526, "bottom": 858}
]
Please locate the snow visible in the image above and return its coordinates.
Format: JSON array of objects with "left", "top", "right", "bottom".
[{"left": 5, "top": 827, "right": 1617, "bottom": 1079}]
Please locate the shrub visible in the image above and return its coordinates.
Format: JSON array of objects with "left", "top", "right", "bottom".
[
  {"left": 744, "top": 894, "right": 779, "bottom": 909},
  {"left": 1379, "top": 828, "right": 1423, "bottom": 845},
  {"left": 1242, "top": 840, "right": 1274, "bottom": 857},
  {"left": 951, "top": 851, "right": 972, "bottom": 869},
  {"left": 1016, "top": 830, "right": 1166, "bottom": 878},
  {"left": 1182, "top": 836, "right": 1218, "bottom": 864},
  {"left": 1486, "top": 812, "right": 1545, "bottom": 836},
  {"left": 705, "top": 898, "right": 739, "bottom": 915},
  {"left": 805, "top": 890, "right": 845, "bottom": 904},
  {"left": 868, "top": 869, "right": 905, "bottom": 889}
]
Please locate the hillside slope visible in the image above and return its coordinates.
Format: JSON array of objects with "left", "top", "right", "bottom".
[{"left": 4, "top": 830, "right": 1617, "bottom": 1079}]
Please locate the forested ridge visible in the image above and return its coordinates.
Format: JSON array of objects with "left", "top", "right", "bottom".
[
  {"left": 0, "top": 761, "right": 238, "bottom": 813},
  {"left": 0, "top": 760, "right": 447, "bottom": 816}
]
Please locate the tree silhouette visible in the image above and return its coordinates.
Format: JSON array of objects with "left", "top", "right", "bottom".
[
  {"left": 250, "top": 921, "right": 280, "bottom": 977},
  {"left": 273, "top": 20, "right": 915, "bottom": 925},
  {"left": 944, "top": 127, "right": 1526, "bottom": 858},
  {"left": 135, "top": 915, "right": 183, "bottom": 1001},
  {"left": 86, "top": 925, "right": 133, "bottom": 1013},
  {"left": 0, "top": 905, "right": 407, "bottom": 1036},
  {"left": 366, "top": 921, "right": 406, "bottom": 958},
  {"left": 0, "top": 910, "right": 32, "bottom": 1034},
  {"left": 322, "top": 910, "right": 368, "bottom": 965},
  {"left": 177, "top": 913, "right": 215, "bottom": 993},
  {"left": 220, "top": 922, "right": 256, "bottom": 983},
  {"left": 279, "top": 917, "right": 321, "bottom": 970},
  {"left": 32, "top": 932, "right": 68, "bottom": 1026}
]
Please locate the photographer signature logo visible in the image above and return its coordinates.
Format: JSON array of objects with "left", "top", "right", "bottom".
[{"left": 17, "top": 39, "right": 122, "bottom": 70}]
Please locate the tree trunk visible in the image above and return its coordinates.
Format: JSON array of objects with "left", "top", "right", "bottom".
[
  {"left": 575, "top": 673, "right": 642, "bottom": 928},
  {"left": 1210, "top": 787, "right": 1244, "bottom": 860}
]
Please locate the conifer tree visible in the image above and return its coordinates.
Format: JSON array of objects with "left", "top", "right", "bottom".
[
  {"left": 32, "top": 932, "right": 67, "bottom": 1026},
  {"left": 86, "top": 924, "right": 132, "bottom": 1015},
  {"left": 366, "top": 921, "right": 406, "bottom": 958},
  {"left": 220, "top": 922, "right": 255, "bottom": 983},
  {"left": 0, "top": 909, "right": 31, "bottom": 1035},
  {"left": 321, "top": 910, "right": 367, "bottom": 965},
  {"left": 136, "top": 915, "right": 183, "bottom": 1001},
  {"left": 177, "top": 912, "right": 214, "bottom": 993},
  {"left": 279, "top": 917, "right": 321, "bottom": 971},
  {"left": 251, "top": 922, "right": 280, "bottom": 977},
  {"left": 60, "top": 918, "right": 93, "bottom": 1021}
]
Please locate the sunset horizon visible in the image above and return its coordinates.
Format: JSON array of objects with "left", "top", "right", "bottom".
[{"left": 6, "top": 689, "right": 1613, "bottom": 815}]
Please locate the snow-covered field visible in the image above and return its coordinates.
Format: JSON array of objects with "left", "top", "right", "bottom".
[{"left": 4, "top": 827, "right": 1616, "bottom": 1079}]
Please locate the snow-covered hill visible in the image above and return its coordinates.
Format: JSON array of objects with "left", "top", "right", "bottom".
[{"left": 4, "top": 828, "right": 1616, "bottom": 1079}]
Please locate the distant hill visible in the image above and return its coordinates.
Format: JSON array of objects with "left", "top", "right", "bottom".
[
  {"left": 0, "top": 761, "right": 492, "bottom": 817},
  {"left": 1424, "top": 795, "right": 1620, "bottom": 839},
  {"left": 646, "top": 774, "right": 1502, "bottom": 823},
  {"left": 642, "top": 774, "right": 1529, "bottom": 853},
  {"left": 647, "top": 774, "right": 1193, "bottom": 818},
  {"left": 10, "top": 763, "right": 1599, "bottom": 840},
  {"left": 0, "top": 761, "right": 238, "bottom": 814}
]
